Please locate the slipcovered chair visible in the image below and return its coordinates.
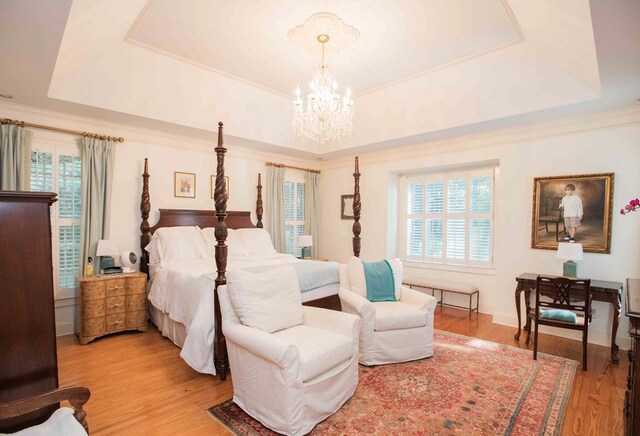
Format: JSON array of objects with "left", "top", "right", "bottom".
[
  {"left": 219, "top": 265, "right": 360, "bottom": 436},
  {"left": 339, "top": 258, "right": 438, "bottom": 365},
  {"left": 0, "top": 386, "right": 90, "bottom": 435}
]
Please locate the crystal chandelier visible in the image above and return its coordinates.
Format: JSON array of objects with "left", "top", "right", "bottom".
[{"left": 292, "top": 34, "right": 354, "bottom": 144}]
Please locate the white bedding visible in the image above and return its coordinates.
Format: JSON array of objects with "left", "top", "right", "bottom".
[{"left": 148, "top": 254, "right": 339, "bottom": 375}]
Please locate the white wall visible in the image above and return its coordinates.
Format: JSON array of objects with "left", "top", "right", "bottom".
[
  {"left": 4, "top": 99, "right": 640, "bottom": 351},
  {"left": 318, "top": 107, "right": 640, "bottom": 349},
  {"left": 0, "top": 102, "right": 316, "bottom": 335}
]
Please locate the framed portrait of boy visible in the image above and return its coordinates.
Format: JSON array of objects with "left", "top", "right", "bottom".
[{"left": 531, "top": 173, "right": 614, "bottom": 253}]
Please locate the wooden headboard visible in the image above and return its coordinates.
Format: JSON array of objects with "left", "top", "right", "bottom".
[{"left": 149, "top": 209, "right": 255, "bottom": 234}]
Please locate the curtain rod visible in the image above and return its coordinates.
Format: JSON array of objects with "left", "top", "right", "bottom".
[
  {"left": 1, "top": 118, "right": 125, "bottom": 143},
  {"left": 265, "top": 161, "right": 320, "bottom": 174}
]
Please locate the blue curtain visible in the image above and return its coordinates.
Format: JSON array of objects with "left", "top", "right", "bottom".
[
  {"left": 79, "top": 136, "right": 116, "bottom": 273},
  {"left": 266, "top": 166, "right": 286, "bottom": 252},
  {"left": 0, "top": 123, "right": 31, "bottom": 190},
  {"left": 305, "top": 171, "right": 319, "bottom": 258}
]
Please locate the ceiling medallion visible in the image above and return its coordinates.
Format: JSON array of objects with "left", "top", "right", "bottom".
[{"left": 289, "top": 13, "right": 359, "bottom": 144}]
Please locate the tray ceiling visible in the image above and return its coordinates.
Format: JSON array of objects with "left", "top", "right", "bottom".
[{"left": 125, "top": 0, "right": 522, "bottom": 97}]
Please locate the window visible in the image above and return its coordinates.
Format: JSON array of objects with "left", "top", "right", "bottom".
[
  {"left": 284, "top": 180, "right": 306, "bottom": 257},
  {"left": 401, "top": 168, "right": 494, "bottom": 268},
  {"left": 30, "top": 145, "right": 82, "bottom": 297}
]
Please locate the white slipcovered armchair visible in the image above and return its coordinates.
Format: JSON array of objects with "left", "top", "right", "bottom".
[
  {"left": 218, "top": 283, "right": 360, "bottom": 436},
  {"left": 339, "top": 261, "right": 438, "bottom": 365}
]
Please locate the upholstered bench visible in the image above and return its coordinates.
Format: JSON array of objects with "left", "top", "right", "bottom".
[{"left": 403, "top": 279, "right": 479, "bottom": 318}]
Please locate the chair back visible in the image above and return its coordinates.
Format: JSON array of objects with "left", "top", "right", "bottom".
[
  {"left": 543, "top": 196, "right": 563, "bottom": 218},
  {"left": 535, "top": 275, "right": 591, "bottom": 316}
]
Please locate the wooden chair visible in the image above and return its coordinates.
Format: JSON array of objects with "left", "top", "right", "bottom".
[
  {"left": 538, "top": 196, "right": 565, "bottom": 241},
  {"left": 0, "top": 386, "right": 91, "bottom": 434},
  {"left": 526, "top": 275, "right": 591, "bottom": 370}
]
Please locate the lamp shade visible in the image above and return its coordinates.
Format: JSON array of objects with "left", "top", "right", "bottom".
[
  {"left": 96, "top": 240, "right": 120, "bottom": 257},
  {"left": 556, "top": 242, "right": 583, "bottom": 261},
  {"left": 298, "top": 235, "right": 313, "bottom": 247}
]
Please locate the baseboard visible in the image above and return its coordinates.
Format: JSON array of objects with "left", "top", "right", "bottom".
[
  {"left": 56, "top": 321, "right": 75, "bottom": 337},
  {"left": 493, "top": 312, "right": 630, "bottom": 350}
]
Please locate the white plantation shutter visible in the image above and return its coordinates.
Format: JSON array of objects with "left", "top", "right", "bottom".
[
  {"left": 406, "top": 219, "right": 423, "bottom": 257},
  {"left": 30, "top": 149, "right": 82, "bottom": 295},
  {"left": 469, "top": 219, "right": 491, "bottom": 262},
  {"left": 407, "top": 183, "right": 423, "bottom": 214},
  {"left": 446, "top": 219, "right": 466, "bottom": 260},
  {"left": 401, "top": 168, "right": 494, "bottom": 267},
  {"left": 426, "top": 181, "right": 443, "bottom": 213},
  {"left": 447, "top": 179, "right": 466, "bottom": 213},
  {"left": 30, "top": 151, "right": 53, "bottom": 191},
  {"left": 406, "top": 182, "right": 424, "bottom": 258},
  {"left": 470, "top": 177, "right": 491, "bottom": 213},
  {"left": 284, "top": 179, "right": 306, "bottom": 256},
  {"left": 425, "top": 219, "right": 443, "bottom": 258},
  {"left": 58, "top": 225, "right": 81, "bottom": 289},
  {"left": 468, "top": 176, "right": 492, "bottom": 264}
]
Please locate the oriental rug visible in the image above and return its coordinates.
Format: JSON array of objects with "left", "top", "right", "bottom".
[{"left": 207, "top": 330, "right": 577, "bottom": 435}]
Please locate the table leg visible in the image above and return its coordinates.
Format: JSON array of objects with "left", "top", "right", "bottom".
[
  {"left": 523, "top": 287, "right": 532, "bottom": 335},
  {"left": 611, "top": 291, "right": 621, "bottom": 364},
  {"left": 514, "top": 283, "right": 523, "bottom": 340}
]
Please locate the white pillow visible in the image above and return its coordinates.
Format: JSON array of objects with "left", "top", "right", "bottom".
[
  {"left": 348, "top": 256, "right": 403, "bottom": 300},
  {"left": 202, "top": 228, "right": 248, "bottom": 257},
  {"left": 227, "top": 265, "right": 303, "bottom": 333},
  {"left": 154, "top": 226, "right": 207, "bottom": 266},
  {"left": 235, "top": 228, "right": 277, "bottom": 255},
  {"left": 347, "top": 256, "right": 366, "bottom": 297}
]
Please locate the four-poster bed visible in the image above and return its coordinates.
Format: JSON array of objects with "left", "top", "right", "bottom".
[{"left": 139, "top": 122, "right": 362, "bottom": 380}]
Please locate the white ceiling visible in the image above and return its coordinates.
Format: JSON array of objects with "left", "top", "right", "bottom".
[
  {"left": 126, "top": 0, "right": 522, "bottom": 97},
  {"left": 0, "top": 0, "right": 638, "bottom": 159}
]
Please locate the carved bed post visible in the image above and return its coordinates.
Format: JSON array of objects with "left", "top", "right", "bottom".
[
  {"left": 256, "top": 173, "right": 263, "bottom": 228},
  {"left": 352, "top": 156, "right": 361, "bottom": 257},
  {"left": 140, "top": 158, "right": 151, "bottom": 277},
  {"left": 213, "top": 122, "right": 229, "bottom": 381}
]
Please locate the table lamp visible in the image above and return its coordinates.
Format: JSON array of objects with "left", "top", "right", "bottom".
[
  {"left": 96, "top": 239, "right": 119, "bottom": 270},
  {"left": 299, "top": 235, "right": 313, "bottom": 259},
  {"left": 556, "top": 242, "right": 583, "bottom": 278}
]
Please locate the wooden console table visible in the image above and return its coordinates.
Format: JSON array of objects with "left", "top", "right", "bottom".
[
  {"left": 625, "top": 278, "right": 640, "bottom": 435},
  {"left": 514, "top": 272, "right": 622, "bottom": 363}
]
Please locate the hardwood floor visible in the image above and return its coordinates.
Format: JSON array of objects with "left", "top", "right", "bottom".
[{"left": 57, "top": 308, "right": 627, "bottom": 435}]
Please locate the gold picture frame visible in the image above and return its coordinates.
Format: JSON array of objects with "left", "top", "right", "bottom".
[
  {"left": 211, "top": 175, "right": 230, "bottom": 200},
  {"left": 531, "top": 173, "right": 614, "bottom": 253},
  {"left": 174, "top": 172, "right": 196, "bottom": 198}
]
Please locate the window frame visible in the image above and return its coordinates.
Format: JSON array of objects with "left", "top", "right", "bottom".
[
  {"left": 399, "top": 167, "right": 496, "bottom": 270},
  {"left": 30, "top": 140, "right": 82, "bottom": 300}
]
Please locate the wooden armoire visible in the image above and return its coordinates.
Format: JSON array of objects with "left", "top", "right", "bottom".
[{"left": 0, "top": 191, "right": 59, "bottom": 432}]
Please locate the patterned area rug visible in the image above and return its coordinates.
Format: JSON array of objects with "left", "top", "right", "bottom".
[{"left": 207, "top": 330, "right": 577, "bottom": 435}]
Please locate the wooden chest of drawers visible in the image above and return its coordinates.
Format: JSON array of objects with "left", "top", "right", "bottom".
[{"left": 78, "top": 272, "right": 147, "bottom": 344}]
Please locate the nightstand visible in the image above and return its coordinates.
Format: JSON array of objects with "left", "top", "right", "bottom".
[{"left": 77, "top": 272, "right": 147, "bottom": 345}]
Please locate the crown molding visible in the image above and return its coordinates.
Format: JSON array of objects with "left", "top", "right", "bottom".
[
  {"left": 0, "top": 100, "right": 317, "bottom": 168},
  {"left": 318, "top": 105, "right": 640, "bottom": 171}
]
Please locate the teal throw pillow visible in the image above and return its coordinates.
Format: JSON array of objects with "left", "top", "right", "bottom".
[
  {"left": 363, "top": 260, "right": 396, "bottom": 302},
  {"left": 539, "top": 309, "right": 577, "bottom": 324}
]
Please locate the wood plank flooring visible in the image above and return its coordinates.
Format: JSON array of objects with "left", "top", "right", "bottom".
[{"left": 57, "top": 308, "right": 627, "bottom": 435}]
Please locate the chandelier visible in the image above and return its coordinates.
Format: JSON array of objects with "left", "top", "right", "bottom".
[{"left": 292, "top": 33, "right": 354, "bottom": 144}]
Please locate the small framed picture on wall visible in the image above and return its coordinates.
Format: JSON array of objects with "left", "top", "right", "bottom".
[
  {"left": 341, "top": 194, "right": 354, "bottom": 219},
  {"left": 174, "top": 172, "right": 196, "bottom": 198},
  {"left": 211, "top": 175, "right": 230, "bottom": 200}
]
